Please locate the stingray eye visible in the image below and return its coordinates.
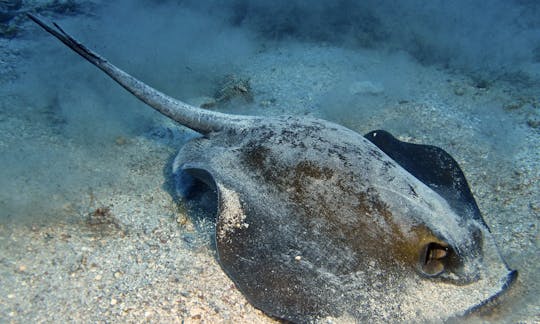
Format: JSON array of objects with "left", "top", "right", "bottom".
[{"left": 420, "top": 242, "right": 451, "bottom": 277}]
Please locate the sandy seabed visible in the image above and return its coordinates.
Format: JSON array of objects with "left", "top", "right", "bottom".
[{"left": 0, "top": 4, "right": 539, "bottom": 324}]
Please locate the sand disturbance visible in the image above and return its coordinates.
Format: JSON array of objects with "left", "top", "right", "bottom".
[{"left": 0, "top": 2, "right": 539, "bottom": 323}]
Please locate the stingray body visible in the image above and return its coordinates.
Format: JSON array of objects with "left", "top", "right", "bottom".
[{"left": 29, "top": 15, "right": 516, "bottom": 323}]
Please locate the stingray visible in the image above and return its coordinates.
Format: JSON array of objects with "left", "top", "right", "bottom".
[{"left": 28, "top": 14, "right": 516, "bottom": 323}]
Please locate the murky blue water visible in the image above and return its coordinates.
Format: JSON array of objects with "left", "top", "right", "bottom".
[{"left": 0, "top": 1, "right": 538, "bottom": 322}]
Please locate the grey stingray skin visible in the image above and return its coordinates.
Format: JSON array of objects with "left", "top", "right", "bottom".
[{"left": 29, "top": 14, "right": 516, "bottom": 323}]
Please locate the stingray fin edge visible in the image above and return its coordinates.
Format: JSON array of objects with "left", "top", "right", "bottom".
[{"left": 364, "top": 130, "right": 485, "bottom": 226}]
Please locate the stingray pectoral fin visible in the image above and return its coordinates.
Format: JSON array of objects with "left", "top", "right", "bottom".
[{"left": 364, "top": 130, "right": 485, "bottom": 226}]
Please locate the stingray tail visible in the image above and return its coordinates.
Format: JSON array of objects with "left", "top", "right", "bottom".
[{"left": 27, "top": 13, "right": 249, "bottom": 135}]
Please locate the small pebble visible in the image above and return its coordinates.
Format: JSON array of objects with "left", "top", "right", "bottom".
[
  {"left": 95, "top": 274, "right": 102, "bottom": 281},
  {"left": 526, "top": 118, "right": 540, "bottom": 129},
  {"left": 115, "top": 136, "right": 127, "bottom": 146},
  {"left": 110, "top": 298, "right": 117, "bottom": 306},
  {"left": 453, "top": 86, "right": 465, "bottom": 96},
  {"left": 295, "top": 255, "right": 302, "bottom": 261},
  {"left": 176, "top": 214, "right": 188, "bottom": 225}
]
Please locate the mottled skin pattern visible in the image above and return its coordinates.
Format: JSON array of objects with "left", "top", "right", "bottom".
[{"left": 30, "top": 15, "right": 516, "bottom": 323}]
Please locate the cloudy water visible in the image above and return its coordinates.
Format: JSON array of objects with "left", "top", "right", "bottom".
[{"left": 0, "top": 1, "right": 538, "bottom": 322}]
